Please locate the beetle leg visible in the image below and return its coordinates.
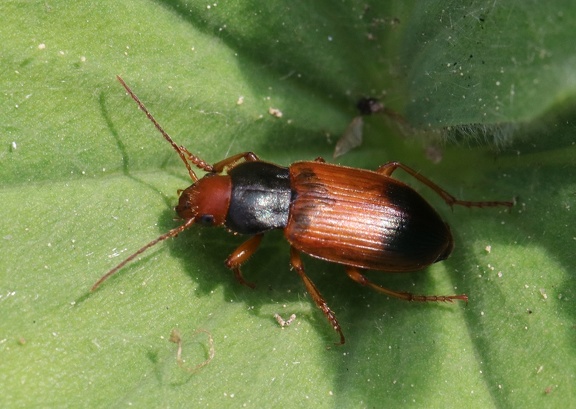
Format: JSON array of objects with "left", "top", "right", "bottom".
[
  {"left": 345, "top": 266, "right": 469, "bottom": 303},
  {"left": 376, "top": 161, "right": 514, "bottom": 208},
  {"left": 178, "top": 146, "right": 215, "bottom": 174},
  {"left": 211, "top": 152, "right": 260, "bottom": 173},
  {"left": 224, "top": 234, "right": 263, "bottom": 289},
  {"left": 290, "top": 247, "right": 345, "bottom": 345}
]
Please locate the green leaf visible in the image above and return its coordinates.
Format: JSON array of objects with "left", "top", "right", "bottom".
[
  {"left": 1, "top": 1, "right": 574, "bottom": 408},
  {"left": 394, "top": 1, "right": 576, "bottom": 143}
]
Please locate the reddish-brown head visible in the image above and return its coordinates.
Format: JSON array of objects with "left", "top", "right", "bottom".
[{"left": 176, "top": 174, "right": 232, "bottom": 227}]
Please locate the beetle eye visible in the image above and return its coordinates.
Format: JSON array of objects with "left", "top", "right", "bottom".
[{"left": 198, "top": 214, "right": 215, "bottom": 225}]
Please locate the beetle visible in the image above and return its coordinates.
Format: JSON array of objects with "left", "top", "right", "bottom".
[{"left": 92, "top": 76, "right": 513, "bottom": 344}]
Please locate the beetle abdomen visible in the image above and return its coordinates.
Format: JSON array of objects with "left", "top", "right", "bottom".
[
  {"left": 226, "top": 161, "right": 292, "bottom": 235},
  {"left": 285, "top": 162, "right": 453, "bottom": 272}
]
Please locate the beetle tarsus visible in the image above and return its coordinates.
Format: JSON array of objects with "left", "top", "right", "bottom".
[
  {"left": 345, "top": 266, "right": 468, "bottom": 304},
  {"left": 406, "top": 293, "right": 469, "bottom": 303},
  {"left": 290, "top": 247, "right": 345, "bottom": 345},
  {"left": 178, "top": 145, "right": 214, "bottom": 174},
  {"left": 232, "top": 267, "right": 256, "bottom": 289}
]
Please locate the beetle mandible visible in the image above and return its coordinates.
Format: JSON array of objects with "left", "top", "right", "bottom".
[{"left": 92, "top": 76, "right": 514, "bottom": 344}]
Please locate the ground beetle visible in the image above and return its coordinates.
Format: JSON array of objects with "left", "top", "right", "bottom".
[{"left": 92, "top": 77, "right": 513, "bottom": 344}]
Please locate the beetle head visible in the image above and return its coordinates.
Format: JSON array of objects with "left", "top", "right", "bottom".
[{"left": 176, "top": 173, "right": 232, "bottom": 227}]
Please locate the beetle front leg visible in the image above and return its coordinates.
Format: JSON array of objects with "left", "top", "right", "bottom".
[
  {"left": 345, "top": 266, "right": 468, "bottom": 303},
  {"left": 290, "top": 247, "right": 345, "bottom": 345},
  {"left": 376, "top": 162, "right": 514, "bottom": 209},
  {"left": 211, "top": 152, "right": 260, "bottom": 173},
  {"left": 224, "top": 234, "right": 263, "bottom": 289},
  {"left": 178, "top": 149, "right": 260, "bottom": 174}
]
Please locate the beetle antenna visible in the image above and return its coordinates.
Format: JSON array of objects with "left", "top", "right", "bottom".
[
  {"left": 116, "top": 75, "right": 206, "bottom": 181},
  {"left": 91, "top": 218, "right": 195, "bottom": 292}
]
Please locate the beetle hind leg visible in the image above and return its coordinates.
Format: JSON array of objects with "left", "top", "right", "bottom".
[
  {"left": 290, "top": 247, "right": 345, "bottom": 345},
  {"left": 345, "top": 266, "right": 468, "bottom": 303},
  {"left": 224, "top": 234, "right": 264, "bottom": 289},
  {"left": 376, "top": 161, "right": 514, "bottom": 209}
]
